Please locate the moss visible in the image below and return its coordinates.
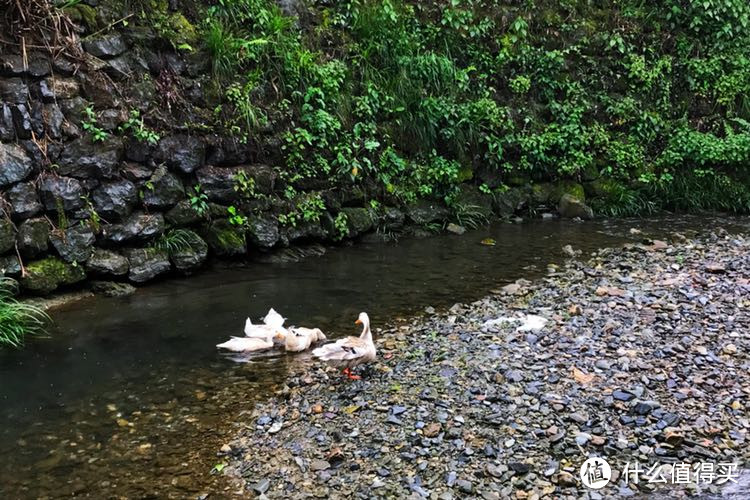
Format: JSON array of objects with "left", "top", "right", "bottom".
[
  {"left": 21, "top": 258, "right": 86, "bottom": 295},
  {"left": 167, "top": 13, "right": 198, "bottom": 46},
  {"left": 205, "top": 224, "right": 247, "bottom": 257},
  {"left": 550, "top": 181, "right": 585, "bottom": 203},
  {"left": 340, "top": 207, "right": 373, "bottom": 236},
  {"left": 74, "top": 4, "right": 99, "bottom": 32}
]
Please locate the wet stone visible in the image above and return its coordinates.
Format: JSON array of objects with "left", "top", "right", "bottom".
[
  {"left": 0, "top": 142, "right": 34, "bottom": 187},
  {"left": 6, "top": 182, "right": 42, "bottom": 220},
  {"left": 17, "top": 218, "right": 49, "bottom": 257},
  {"left": 50, "top": 225, "right": 96, "bottom": 263},
  {"left": 86, "top": 249, "right": 129, "bottom": 276}
]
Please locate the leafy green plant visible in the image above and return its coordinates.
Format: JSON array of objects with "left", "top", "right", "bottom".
[
  {"left": 227, "top": 205, "right": 248, "bottom": 226},
  {"left": 82, "top": 106, "right": 108, "bottom": 142},
  {"left": 189, "top": 185, "right": 210, "bottom": 217},
  {"left": 334, "top": 212, "right": 348, "bottom": 240},
  {"left": 195, "top": 0, "right": 750, "bottom": 216},
  {"left": 233, "top": 170, "right": 256, "bottom": 199},
  {"left": 119, "top": 109, "right": 160, "bottom": 145},
  {"left": 0, "top": 278, "right": 50, "bottom": 348}
]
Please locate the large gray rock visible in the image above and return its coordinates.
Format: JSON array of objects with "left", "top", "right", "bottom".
[
  {"left": 406, "top": 200, "right": 449, "bottom": 225},
  {"left": 83, "top": 34, "right": 128, "bottom": 58},
  {"left": 165, "top": 200, "right": 204, "bottom": 226},
  {"left": 558, "top": 193, "right": 594, "bottom": 219},
  {"left": 50, "top": 225, "right": 96, "bottom": 263},
  {"left": 21, "top": 256, "right": 86, "bottom": 294},
  {"left": 10, "top": 104, "right": 32, "bottom": 139},
  {"left": 27, "top": 56, "right": 51, "bottom": 78},
  {"left": 40, "top": 103, "right": 65, "bottom": 139},
  {"left": 381, "top": 207, "right": 405, "bottom": 231},
  {"left": 101, "top": 212, "right": 165, "bottom": 245},
  {"left": 86, "top": 248, "right": 129, "bottom": 276},
  {"left": 142, "top": 166, "right": 184, "bottom": 209},
  {"left": 39, "top": 175, "right": 85, "bottom": 212},
  {"left": 0, "top": 78, "right": 29, "bottom": 103},
  {"left": 0, "top": 218, "right": 16, "bottom": 254},
  {"left": 121, "top": 162, "right": 154, "bottom": 182},
  {"left": 340, "top": 207, "right": 373, "bottom": 237},
  {"left": 204, "top": 222, "right": 246, "bottom": 257},
  {"left": 0, "top": 55, "right": 25, "bottom": 76},
  {"left": 59, "top": 96, "right": 87, "bottom": 125},
  {"left": 124, "top": 247, "right": 171, "bottom": 283},
  {"left": 283, "top": 219, "right": 330, "bottom": 244},
  {"left": 6, "top": 182, "right": 42, "bottom": 220},
  {"left": 57, "top": 136, "right": 122, "bottom": 179},
  {"left": 0, "top": 142, "right": 34, "bottom": 186},
  {"left": 246, "top": 216, "right": 279, "bottom": 248},
  {"left": 196, "top": 165, "right": 276, "bottom": 204},
  {"left": 124, "top": 138, "right": 151, "bottom": 163},
  {"left": 155, "top": 134, "right": 205, "bottom": 174},
  {"left": 17, "top": 218, "right": 50, "bottom": 257},
  {"left": 493, "top": 187, "right": 528, "bottom": 217},
  {"left": 170, "top": 231, "right": 209, "bottom": 272},
  {"left": 0, "top": 255, "right": 22, "bottom": 278},
  {"left": 92, "top": 179, "right": 138, "bottom": 221}
]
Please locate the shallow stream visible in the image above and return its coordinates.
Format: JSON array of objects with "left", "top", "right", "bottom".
[{"left": 1, "top": 215, "right": 746, "bottom": 498}]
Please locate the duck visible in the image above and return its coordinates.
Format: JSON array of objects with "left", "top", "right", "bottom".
[
  {"left": 312, "top": 312, "right": 376, "bottom": 380},
  {"left": 284, "top": 327, "right": 327, "bottom": 352},
  {"left": 244, "top": 308, "right": 289, "bottom": 341},
  {"left": 217, "top": 329, "right": 284, "bottom": 352}
]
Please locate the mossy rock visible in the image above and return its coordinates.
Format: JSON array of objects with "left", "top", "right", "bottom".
[
  {"left": 340, "top": 207, "right": 373, "bottom": 237},
  {"left": 166, "top": 13, "right": 198, "bottom": 46},
  {"left": 204, "top": 223, "right": 246, "bottom": 257},
  {"left": 64, "top": 5, "right": 99, "bottom": 32},
  {"left": 549, "top": 181, "right": 585, "bottom": 204},
  {"left": 21, "top": 257, "right": 86, "bottom": 294}
]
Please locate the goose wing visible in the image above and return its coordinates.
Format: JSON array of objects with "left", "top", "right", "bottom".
[
  {"left": 217, "top": 336, "right": 272, "bottom": 352},
  {"left": 312, "top": 336, "right": 368, "bottom": 361}
]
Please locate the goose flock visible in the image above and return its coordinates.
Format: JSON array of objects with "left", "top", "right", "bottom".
[{"left": 217, "top": 309, "right": 376, "bottom": 380}]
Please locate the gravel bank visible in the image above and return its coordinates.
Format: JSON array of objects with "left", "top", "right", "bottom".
[{"left": 221, "top": 229, "right": 749, "bottom": 499}]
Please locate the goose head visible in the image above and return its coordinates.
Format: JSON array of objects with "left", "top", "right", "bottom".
[{"left": 355, "top": 312, "right": 369, "bottom": 327}]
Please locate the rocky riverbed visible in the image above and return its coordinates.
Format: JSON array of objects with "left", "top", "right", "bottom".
[{"left": 220, "top": 229, "right": 749, "bottom": 499}]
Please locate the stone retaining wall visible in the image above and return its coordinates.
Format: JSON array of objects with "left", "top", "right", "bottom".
[{"left": 0, "top": 13, "right": 591, "bottom": 295}]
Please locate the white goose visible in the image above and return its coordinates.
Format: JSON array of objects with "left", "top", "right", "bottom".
[
  {"left": 312, "top": 312, "right": 376, "bottom": 380},
  {"left": 244, "top": 308, "right": 289, "bottom": 341},
  {"left": 216, "top": 329, "right": 284, "bottom": 352},
  {"left": 285, "top": 327, "right": 326, "bottom": 352}
]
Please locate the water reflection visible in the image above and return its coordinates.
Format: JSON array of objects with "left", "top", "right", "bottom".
[{"left": 0, "top": 215, "right": 747, "bottom": 497}]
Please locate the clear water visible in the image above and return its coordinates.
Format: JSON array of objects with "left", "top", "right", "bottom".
[{"left": 1, "top": 216, "right": 746, "bottom": 498}]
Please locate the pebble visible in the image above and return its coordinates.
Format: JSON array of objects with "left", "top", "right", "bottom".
[{"left": 220, "top": 230, "right": 750, "bottom": 500}]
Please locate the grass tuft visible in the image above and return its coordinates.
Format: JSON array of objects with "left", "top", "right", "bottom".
[{"left": 0, "top": 277, "right": 50, "bottom": 348}]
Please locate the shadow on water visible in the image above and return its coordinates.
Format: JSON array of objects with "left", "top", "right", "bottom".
[{"left": 1, "top": 216, "right": 748, "bottom": 497}]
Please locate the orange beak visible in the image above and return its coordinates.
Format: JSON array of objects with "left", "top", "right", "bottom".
[{"left": 355, "top": 319, "right": 362, "bottom": 325}]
